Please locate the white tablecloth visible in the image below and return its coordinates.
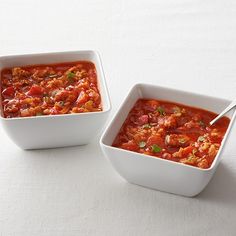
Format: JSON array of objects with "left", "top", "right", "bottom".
[{"left": 0, "top": 0, "right": 236, "bottom": 235}]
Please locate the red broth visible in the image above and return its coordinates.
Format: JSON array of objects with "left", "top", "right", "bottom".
[
  {"left": 1, "top": 61, "right": 102, "bottom": 118},
  {"left": 112, "top": 99, "right": 230, "bottom": 169}
]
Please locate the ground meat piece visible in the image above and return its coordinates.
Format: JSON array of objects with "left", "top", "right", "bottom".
[
  {"left": 172, "top": 146, "right": 195, "bottom": 158},
  {"left": 12, "top": 67, "right": 30, "bottom": 78},
  {"left": 184, "top": 120, "right": 199, "bottom": 129},
  {"left": 197, "top": 158, "right": 209, "bottom": 169},
  {"left": 199, "top": 142, "right": 211, "bottom": 152},
  {"left": 54, "top": 90, "right": 77, "bottom": 103},
  {"left": 208, "top": 144, "right": 218, "bottom": 158},
  {"left": 4, "top": 104, "right": 19, "bottom": 113},
  {"left": 158, "top": 115, "right": 177, "bottom": 128},
  {"left": 180, "top": 155, "right": 198, "bottom": 166},
  {"left": 32, "top": 67, "right": 55, "bottom": 78}
]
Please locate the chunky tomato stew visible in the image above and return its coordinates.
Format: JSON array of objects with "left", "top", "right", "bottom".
[
  {"left": 1, "top": 61, "right": 102, "bottom": 118},
  {"left": 113, "top": 99, "right": 230, "bottom": 169}
]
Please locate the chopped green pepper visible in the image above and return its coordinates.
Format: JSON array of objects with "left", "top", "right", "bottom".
[
  {"left": 157, "top": 106, "right": 165, "bottom": 116},
  {"left": 67, "top": 72, "right": 75, "bottom": 83},
  {"left": 151, "top": 144, "right": 162, "bottom": 153}
]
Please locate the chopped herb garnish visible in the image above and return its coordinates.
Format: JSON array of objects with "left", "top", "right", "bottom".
[
  {"left": 197, "top": 136, "right": 205, "bottom": 142},
  {"left": 36, "top": 112, "right": 43, "bottom": 116},
  {"left": 143, "top": 123, "right": 151, "bottom": 129},
  {"left": 139, "top": 141, "right": 146, "bottom": 148},
  {"left": 157, "top": 106, "right": 165, "bottom": 116},
  {"left": 68, "top": 72, "right": 75, "bottom": 79},
  {"left": 151, "top": 144, "right": 162, "bottom": 153},
  {"left": 67, "top": 72, "right": 76, "bottom": 83}
]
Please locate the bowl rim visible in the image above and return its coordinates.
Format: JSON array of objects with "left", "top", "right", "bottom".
[
  {"left": 100, "top": 83, "right": 236, "bottom": 172},
  {"left": 0, "top": 50, "right": 112, "bottom": 120}
]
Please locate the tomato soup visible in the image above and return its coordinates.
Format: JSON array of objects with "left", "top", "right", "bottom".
[
  {"left": 1, "top": 61, "right": 102, "bottom": 118},
  {"left": 112, "top": 99, "right": 230, "bottom": 169}
]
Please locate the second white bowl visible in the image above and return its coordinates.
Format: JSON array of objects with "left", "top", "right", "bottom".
[{"left": 100, "top": 83, "right": 236, "bottom": 197}]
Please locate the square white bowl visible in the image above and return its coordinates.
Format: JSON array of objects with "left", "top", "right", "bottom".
[
  {"left": 100, "top": 83, "right": 236, "bottom": 197},
  {"left": 0, "top": 50, "right": 111, "bottom": 149}
]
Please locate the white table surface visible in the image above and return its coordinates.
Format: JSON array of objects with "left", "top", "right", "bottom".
[{"left": 1, "top": 0, "right": 236, "bottom": 235}]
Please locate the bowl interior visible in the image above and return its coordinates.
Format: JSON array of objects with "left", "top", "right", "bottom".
[
  {"left": 101, "top": 83, "right": 236, "bottom": 169},
  {"left": 0, "top": 50, "right": 111, "bottom": 118}
]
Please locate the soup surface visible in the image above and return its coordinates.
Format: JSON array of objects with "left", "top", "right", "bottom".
[
  {"left": 112, "top": 99, "right": 230, "bottom": 169},
  {"left": 1, "top": 61, "right": 102, "bottom": 118}
]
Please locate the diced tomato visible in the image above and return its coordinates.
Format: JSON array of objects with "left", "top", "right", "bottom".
[
  {"left": 54, "top": 90, "right": 69, "bottom": 101},
  {"left": 27, "top": 85, "right": 44, "bottom": 96},
  {"left": 2, "top": 86, "right": 15, "bottom": 98},
  {"left": 146, "top": 135, "right": 164, "bottom": 146}
]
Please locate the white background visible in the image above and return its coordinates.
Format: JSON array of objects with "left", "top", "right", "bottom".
[{"left": 1, "top": 0, "right": 236, "bottom": 235}]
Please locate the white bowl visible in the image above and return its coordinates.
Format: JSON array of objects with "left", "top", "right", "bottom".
[
  {"left": 100, "top": 83, "right": 236, "bottom": 197},
  {"left": 0, "top": 50, "right": 111, "bottom": 149}
]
